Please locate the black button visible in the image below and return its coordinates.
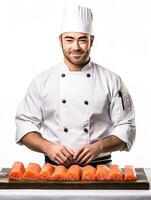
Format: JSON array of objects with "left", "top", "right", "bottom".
[
  {"left": 87, "top": 73, "right": 91, "bottom": 77},
  {"left": 84, "top": 100, "right": 89, "bottom": 105},
  {"left": 62, "top": 99, "right": 66, "bottom": 104},
  {"left": 61, "top": 73, "right": 65, "bottom": 77},
  {"left": 84, "top": 128, "right": 88, "bottom": 133},
  {"left": 64, "top": 127, "right": 68, "bottom": 132}
]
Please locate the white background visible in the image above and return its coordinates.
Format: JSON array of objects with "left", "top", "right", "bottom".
[{"left": 0, "top": 0, "right": 150, "bottom": 168}]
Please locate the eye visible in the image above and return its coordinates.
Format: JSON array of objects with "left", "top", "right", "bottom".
[
  {"left": 65, "top": 39, "right": 73, "bottom": 43},
  {"left": 79, "top": 39, "right": 87, "bottom": 44}
]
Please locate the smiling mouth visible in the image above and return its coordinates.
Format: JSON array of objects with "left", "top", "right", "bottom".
[
  {"left": 71, "top": 54, "right": 82, "bottom": 59},
  {"left": 70, "top": 52, "right": 83, "bottom": 56}
]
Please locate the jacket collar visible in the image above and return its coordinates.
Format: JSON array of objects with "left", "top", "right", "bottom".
[{"left": 62, "top": 59, "right": 93, "bottom": 72}]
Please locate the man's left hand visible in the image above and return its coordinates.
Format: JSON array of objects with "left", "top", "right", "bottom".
[{"left": 73, "top": 141, "right": 102, "bottom": 165}]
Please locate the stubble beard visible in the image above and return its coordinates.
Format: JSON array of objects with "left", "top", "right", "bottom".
[{"left": 62, "top": 48, "right": 91, "bottom": 67}]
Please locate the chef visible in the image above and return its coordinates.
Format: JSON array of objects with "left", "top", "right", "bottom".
[{"left": 15, "top": 5, "right": 136, "bottom": 167}]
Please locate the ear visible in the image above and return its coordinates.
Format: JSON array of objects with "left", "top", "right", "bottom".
[
  {"left": 90, "top": 35, "right": 94, "bottom": 47},
  {"left": 59, "top": 35, "right": 63, "bottom": 47}
]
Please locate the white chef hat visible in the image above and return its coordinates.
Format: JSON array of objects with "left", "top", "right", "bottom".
[{"left": 60, "top": 5, "right": 93, "bottom": 35}]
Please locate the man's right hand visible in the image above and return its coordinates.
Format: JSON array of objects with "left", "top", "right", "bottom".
[
  {"left": 21, "top": 132, "right": 75, "bottom": 166},
  {"left": 45, "top": 143, "right": 75, "bottom": 166}
]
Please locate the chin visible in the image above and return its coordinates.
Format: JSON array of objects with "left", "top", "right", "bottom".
[
  {"left": 70, "top": 57, "right": 86, "bottom": 65},
  {"left": 71, "top": 60, "right": 85, "bottom": 66}
]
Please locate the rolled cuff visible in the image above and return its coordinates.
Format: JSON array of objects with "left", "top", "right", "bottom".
[
  {"left": 109, "top": 124, "right": 136, "bottom": 151},
  {"left": 16, "top": 121, "right": 41, "bottom": 144}
]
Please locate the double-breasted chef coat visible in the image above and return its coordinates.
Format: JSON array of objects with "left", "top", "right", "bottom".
[{"left": 15, "top": 60, "right": 136, "bottom": 159}]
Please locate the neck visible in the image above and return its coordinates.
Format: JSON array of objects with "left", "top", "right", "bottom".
[{"left": 64, "top": 58, "right": 90, "bottom": 71}]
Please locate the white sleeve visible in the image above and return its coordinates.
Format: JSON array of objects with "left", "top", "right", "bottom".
[
  {"left": 109, "top": 76, "right": 136, "bottom": 151},
  {"left": 15, "top": 77, "right": 43, "bottom": 144}
]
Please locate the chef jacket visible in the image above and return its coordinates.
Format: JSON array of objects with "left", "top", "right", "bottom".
[{"left": 15, "top": 60, "right": 136, "bottom": 159}]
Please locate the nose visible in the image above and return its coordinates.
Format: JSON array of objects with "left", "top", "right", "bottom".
[{"left": 73, "top": 41, "right": 80, "bottom": 51}]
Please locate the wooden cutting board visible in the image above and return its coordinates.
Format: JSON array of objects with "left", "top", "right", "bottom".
[{"left": 0, "top": 168, "right": 149, "bottom": 190}]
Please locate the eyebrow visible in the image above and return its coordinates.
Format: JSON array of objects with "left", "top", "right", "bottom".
[
  {"left": 64, "top": 36, "right": 74, "bottom": 39},
  {"left": 64, "top": 36, "right": 88, "bottom": 40}
]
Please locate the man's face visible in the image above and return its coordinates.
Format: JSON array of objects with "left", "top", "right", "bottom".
[{"left": 59, "top": 32, "right": 94, "bottom": 67}]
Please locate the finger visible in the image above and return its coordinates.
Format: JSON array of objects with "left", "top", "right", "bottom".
[
  {"left": 83, "top": 157, "right": 93, "bottom": 165},
  {"left": 74, "top": 149, "right": 88, "bottom": 163},
  {"left": 65, "top": 146, "right": 75, "bottom": 155},
  {"left": 78, "top": 154, "right": 92, "bottom": 165},
  {"left": 57, "top": 151, "right": 70, "bottom": 164},
  {"left": 61, "top": 150, "right": 72, "bottom": 164},
  {"left": 54, "top": 155, "right": 64, "bottom": 165},
  {"left": 62, "top": 147, "right": 74, "bottom": 162},
  {"left": 73, "top": 147, "right": 84, "bottom": 160},
  {"left": 48, "top": 156, "right": 60, "bottom": 165},
  {"left": 58, "top": 151, "right": 72, "bottom": 166}
]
